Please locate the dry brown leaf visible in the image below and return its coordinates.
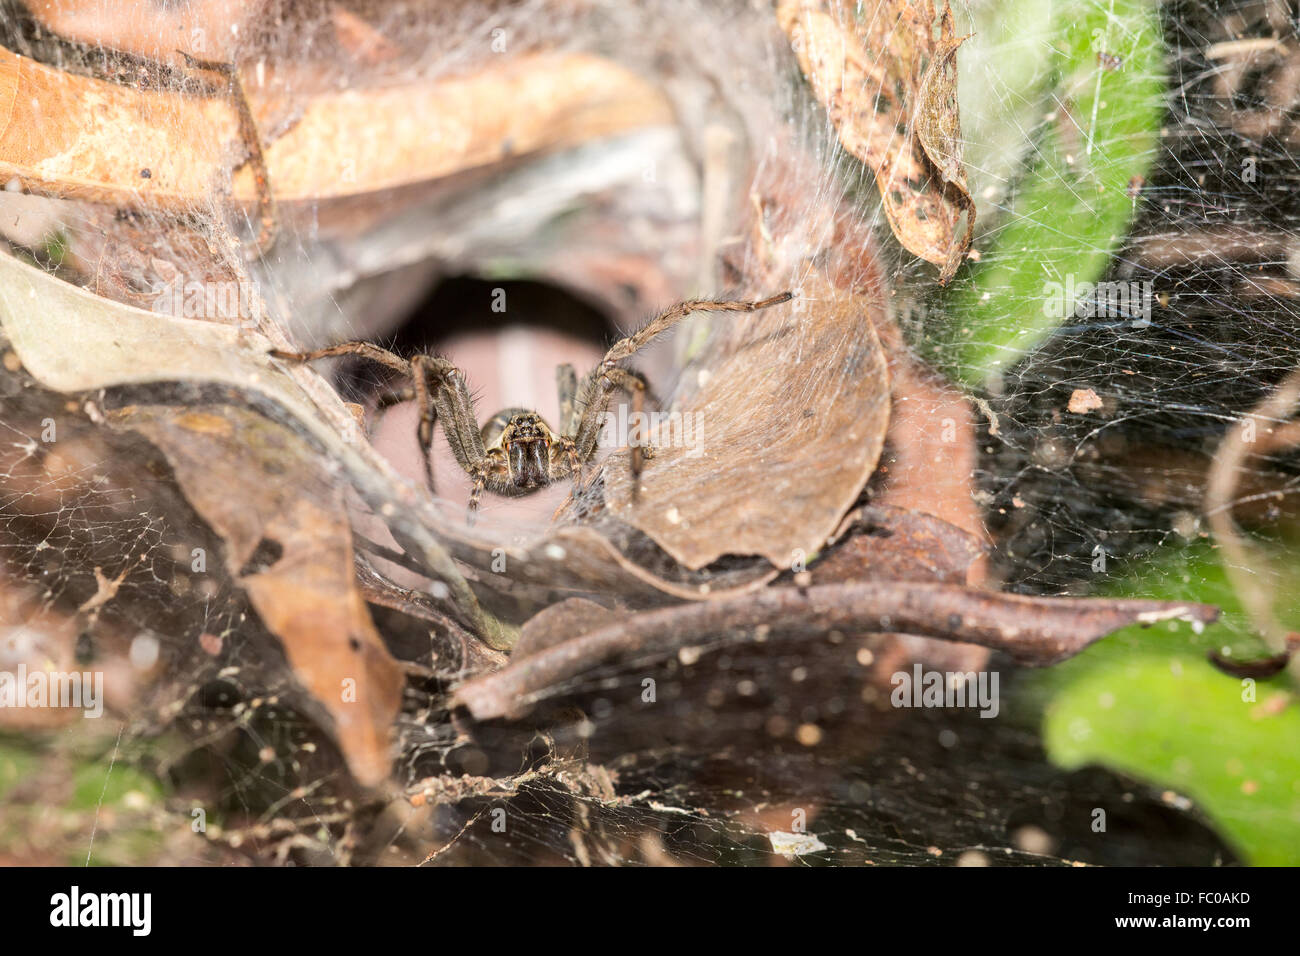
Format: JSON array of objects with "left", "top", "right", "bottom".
[
  {"left": 0, "top": 45, "right": 671, "bottom": 209},
  {"left": 109, "top": 402, "right": 401, "bottom": 787},
  {"left": 603, "top": 268, "right": 891, "bottom": 570},
  {"left": 512, "top": 598, "right": 629, "bottom": 660},
  {"left": 814, "top": 505, "right": 985, "bottom": 586},
  {"left": 778, "top": 0, "right": 975, "bottom": 282},
  {"left": 0, "top": 579, "right": 83, "bottom": 730},
  {"left": 21, "top": 0, "right": 263, "bottom": 66}
]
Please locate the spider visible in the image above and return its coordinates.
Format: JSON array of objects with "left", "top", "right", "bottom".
[{"left": 271, "top": 291, "right": 793, "bottom": 523}]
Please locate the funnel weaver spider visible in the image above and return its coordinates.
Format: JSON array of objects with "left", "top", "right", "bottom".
[{"left": 271, "top": 291, "right": 792, "bottom": 523}]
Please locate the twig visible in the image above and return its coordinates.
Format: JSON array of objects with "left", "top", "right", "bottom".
[
  {"left": 419, "top": 808, "right": 486, "bottom": 866},
  {"left": 452, "top": 581, "right": 1218, "bottom": 720},
  {"left": 1205, "top": 366, "right": 1300, "bottom": 663}
]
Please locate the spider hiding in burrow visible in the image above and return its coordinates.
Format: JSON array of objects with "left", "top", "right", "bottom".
[{"left": 271, "top": 291, "right": 793, "bottom": 522}]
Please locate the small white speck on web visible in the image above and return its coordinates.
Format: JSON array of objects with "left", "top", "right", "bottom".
[
  {"left": 768, "top": 831, "right": 826, "bottom": 859},
  {"left": 85, "top": 723, "right": 124, "bottom": 866},
  {"left": 430, "top": 581, "right": 450, "bottom": 600},
  {"left": 130, "top": 632, "right": 161, "bottom": 670}
]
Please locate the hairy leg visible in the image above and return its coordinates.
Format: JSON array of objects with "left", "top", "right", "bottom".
[
  {"left": 598, "top": 291, "right": 793, "bottom": 373},
  {"left": 569, "top": 365, "right": 656, "bottom": 485},
  {"left": 270, "top": 341, "right": 411, "bottom": 374},
  {"left": 180, "top": 52, "right": 278, "bottom": 257},
  {"left": 556, "top": 363, "right": 580, "bottom": 436},
  {"left": 270, "top": 342, "right": 446, "bottom": 496}
]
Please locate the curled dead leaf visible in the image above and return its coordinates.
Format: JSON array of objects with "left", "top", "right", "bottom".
[
  {"left": 778, "top": 0, "right": 975, "bottom": 281},
  {"left": 108, "top": 401, "right": 401, "bottom": 787},
  {"left": 603, "top": 269, "right": 890, "bottom": 570},
  {"left": 0, "top": 45, "right": 672, "bottom": 210}
]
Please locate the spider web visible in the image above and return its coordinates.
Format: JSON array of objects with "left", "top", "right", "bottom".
[{"left": 0, "top": 0, "right": 1287, "bottom": 865}]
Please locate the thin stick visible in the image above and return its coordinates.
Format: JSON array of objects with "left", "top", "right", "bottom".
[
  {"left": 1204, "top": 366, "right": 1300, "bottom": 659},
  {"left": 452, "top": 581, "right": 1218, "bottom": 720}
]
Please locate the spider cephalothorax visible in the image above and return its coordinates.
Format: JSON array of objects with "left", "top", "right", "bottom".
[{"left": 272, "top": 291, "right": 792, "bottom": 523}]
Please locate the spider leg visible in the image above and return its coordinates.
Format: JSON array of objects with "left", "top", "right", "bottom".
[
  {"left": 555, "top": 436, "right": 584, "bottom": 488},
  {"left": 556, "top": 364, "right": 592, "bottom": 488},
  {"left": 417, "top": 357, "right": 529, "bottom": 526},
  {"left": 597, "top": 291, "right": 793, "bottom": 374},
  {"left": 410, "top": 355, "right": 442, "bottom": 494},
  {"left": 373, "top": 385, "right": 416, "bottom": 421},
  {"left": 271, "top": 342, "right": 442, "bottom": 494},
  {"left": 556, "top": 363, "right": 580, "bottom": 436},
  {"left": 569, "top": 366, "right": 655, "bottom": 462},
  {"left": 564, "top": 365, "right": 661, "bottom": 505},
  {"left": 180, "top": 52, "right": 278, "bottom": 257},
  {"left": 420, "top": 357, "right": 490, "bottom": 478},
  {"left": 273, "top": 345, "right": 516, "bottom": 522},
  {"left": 467, "top": 449, "right": 509, "bottom": 527},
  {"left": 270, "top": 341, "right": 411, "bottom": 374},
  {"left": 467, "top": 473, "right": 486, "bottom": 524},
  {"left": 606, "top": 367, "right": 650, "bottom": 483}
]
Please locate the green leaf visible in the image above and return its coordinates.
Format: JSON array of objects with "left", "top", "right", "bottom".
[
  {"left": 936, "top": 0, "right": 1166, "bottom": 387},
  {"left": 1028, "top": 543, "right": 1300, "bottom": 865}
]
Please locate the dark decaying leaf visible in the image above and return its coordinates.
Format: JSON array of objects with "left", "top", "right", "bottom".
[
  {"left": 107, "top": 402, "right": 402, "bottom": 787},
  {"left": 813, "top": 504, "right": 985, "bottom": 585}
]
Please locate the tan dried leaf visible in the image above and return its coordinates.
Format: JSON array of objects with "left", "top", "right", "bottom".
[
  {"left": 111, "top": 403, "right": 402, "bottom": 787},
  {"left": 603, "top": 270, "right": 890, "bottom": 569},
  {"left": 778, "top": 0, "right": 975, "bottom": 282},
  {"left": 0, "top": 45, "right": 671, "bottom": 208}
]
